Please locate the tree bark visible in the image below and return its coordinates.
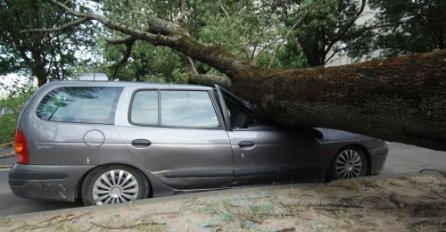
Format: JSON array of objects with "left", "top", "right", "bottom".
[
  {"left": 43, "top": 1, "right": 446, "bottom": 151},
  {"left": 230, "top": 51, "right": 446, "bottom": 151}
]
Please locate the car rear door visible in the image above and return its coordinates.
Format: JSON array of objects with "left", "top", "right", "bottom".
[{"left": 115, "top": 88, "right": 234, "bottom": 190}]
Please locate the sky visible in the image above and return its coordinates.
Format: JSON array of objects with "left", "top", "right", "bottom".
[{"left": 0, "top": 73, "right": 37, "bottom": 99}]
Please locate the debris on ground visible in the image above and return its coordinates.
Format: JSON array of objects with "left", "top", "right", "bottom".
[{"left": 1, "top": 172, "right": 445, "bottom": 232}]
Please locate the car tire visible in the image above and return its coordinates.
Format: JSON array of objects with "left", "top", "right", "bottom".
[
  {"left": 81, "top": 165, "right": 149, "bottom": 206},
  {"left": 328, "top": 147, "right": 368, "bottom": 180}
]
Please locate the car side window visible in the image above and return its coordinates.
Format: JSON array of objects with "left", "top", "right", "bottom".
[
  {"left": 161, "top": 91, "right": 220, "bottom": 128},
  {"left": 36, "top": 87, "right": 123, "bottom": 124},
  {"left": 130, "top": 90, "right": 159, "bottom": 125},
  {"left": 130, "top": 90, "right": 220, "bottom": 128}
]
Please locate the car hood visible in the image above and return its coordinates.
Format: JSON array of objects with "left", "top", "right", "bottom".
[{"left": 314, "top": 128, "right": 368, "bottom": 142}]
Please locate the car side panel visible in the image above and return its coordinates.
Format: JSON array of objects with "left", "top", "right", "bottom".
[
  {"left": 229, "top": 128, "right": 326, "bottom": 184},
  {"left": 115, "top": 126, "right": 234, "bottom": 190}
]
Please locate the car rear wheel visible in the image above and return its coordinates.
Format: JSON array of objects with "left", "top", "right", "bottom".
[
  {"left": 328, "top": 147, "right": 368, "bottom": 180},
  {"left": 81, "top": 165, "right": 149, "bottom": 206}
]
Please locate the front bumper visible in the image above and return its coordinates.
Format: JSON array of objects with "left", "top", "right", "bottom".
[
  {"left": 8, "top": 164, "right": 94, "bottom": 202},
  {"left": 369, "top": 142, "right": 389, "bottom": 175}
]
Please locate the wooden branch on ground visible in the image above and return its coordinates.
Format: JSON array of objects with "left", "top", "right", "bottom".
[{"left": 90, "top": 221, "right": 166, "bottom": 230}]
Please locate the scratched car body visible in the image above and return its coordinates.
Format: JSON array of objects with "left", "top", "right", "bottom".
[{"left": 9, "top": 79, "right": 388, "bottom": 205}]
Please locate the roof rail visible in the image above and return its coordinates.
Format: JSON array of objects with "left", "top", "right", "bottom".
[{"left": 78, "top": 73, "right": 108, "bottom": 81}]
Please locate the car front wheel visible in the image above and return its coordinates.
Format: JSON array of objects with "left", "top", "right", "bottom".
[
  {"left": 328, "top": 147, "right": 368, "bottom": 180},
  {"left": 81, "top": 165, "right": 149, "bottom": 206}
]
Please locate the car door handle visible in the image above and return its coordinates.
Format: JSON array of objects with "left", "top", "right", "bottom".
[
  {"left": 239, "top": 141, "right": 255, "bottom": 148},
  {"left": 132, "top": 139, "right": 152, "bottom": 148}
]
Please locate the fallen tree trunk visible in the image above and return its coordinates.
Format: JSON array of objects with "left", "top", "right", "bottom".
[
  {"left": 35, "top": 1, "right": 446, "bottom": 151},
  {"left": 231, "top": 51, "right": 446, "bottom": 151}
]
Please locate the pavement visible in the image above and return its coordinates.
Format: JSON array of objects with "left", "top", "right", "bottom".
[
  {"left": 380, "top": 142, "right": 446, "bottom": 175},
  {"left": 0, "top": 147, "right": 14, "bottom": 168},
  {"left": 0, "top": 146, "right": 13, "bottom": 157}
]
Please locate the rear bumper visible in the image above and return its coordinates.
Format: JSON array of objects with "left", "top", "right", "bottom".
[
  {"left": 8, "top": 164, "right": 94, "bottom": 202},
  {"left": 369, "top": 142, "right": 389, "bottom": 175}
]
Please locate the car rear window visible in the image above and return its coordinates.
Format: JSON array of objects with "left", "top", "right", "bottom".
[{"left": 37, "top": 87, "right": 123, "bottom": 124}]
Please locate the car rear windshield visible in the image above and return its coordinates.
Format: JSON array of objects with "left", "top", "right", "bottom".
[{"left": 37, "top": 87, "right": 123, "bottom": 124}]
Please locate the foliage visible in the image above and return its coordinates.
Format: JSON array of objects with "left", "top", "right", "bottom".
[
  {"left": 99, "top": 0, "right": 310, "bottom": 80},
  {"left": 98, "top": 0, "right": 191, "bottom": 82},
  {"left": 0, "top": 0, "right": 96, "bottom": 86},
  {"left": 98, "top": 0, "right": 367, "bottom": 71},
  {"left": 350, "top": 0, "right": 446, "bottom": 59},
  {"left": 0, "top": 88, "right": 35, "bottom": 144},
  {"left": 103, "top": 41, "right": 190, "bottom": 83},
  {"left": 190, "top": 1, "right": 283, "bottom": 63}
]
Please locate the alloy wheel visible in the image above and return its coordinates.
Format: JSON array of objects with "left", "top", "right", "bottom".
[
  {"left": 335, "top": 149, "right": 363, "bottom": 178},
  {"left": 92, "top": 169, "right": 139, "bottom": 205}
]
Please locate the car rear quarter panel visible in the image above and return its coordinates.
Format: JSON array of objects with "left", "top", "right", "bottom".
[{"left": 18, "top": 83, "right": 135, "bottom": 167}]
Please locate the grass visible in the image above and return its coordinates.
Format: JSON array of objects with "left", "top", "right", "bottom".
[{"left": 0, "top": 218, "right": 12, "bottom": 227}]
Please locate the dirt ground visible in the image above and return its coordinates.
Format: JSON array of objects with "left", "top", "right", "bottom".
[{"left": 0, "top": 171, "right": 445, "bottom": 232}]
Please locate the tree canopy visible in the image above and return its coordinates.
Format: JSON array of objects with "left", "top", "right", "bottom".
[
  {"left": 0, "top": 0, "right": 96, "bottom": 86},
  {"left": 2, "top": 0, "right": 446, "bottom": 151}
]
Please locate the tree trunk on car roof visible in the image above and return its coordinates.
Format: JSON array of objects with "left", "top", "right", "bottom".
[
  {"left": 229, "top": 51, "right": 446, "bottom": 151},
  {"left": 40, "top": 2, "right": 446, "bottom": 151}
]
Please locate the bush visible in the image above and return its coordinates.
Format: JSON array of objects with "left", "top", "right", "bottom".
[{"left": 0, "top": 89, "right": 35, "bottom": 145}]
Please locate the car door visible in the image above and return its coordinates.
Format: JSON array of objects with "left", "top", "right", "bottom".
[
  {"left": 215, "top": 86, "right": 325, "bottom": 184},
  {"left": 115, "top": 88, "right": 234, "bottom": 190}
]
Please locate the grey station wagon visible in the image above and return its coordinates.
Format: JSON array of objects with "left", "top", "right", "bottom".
[{"left": 9, "top": 78, "right": 388, "bottom": 205}]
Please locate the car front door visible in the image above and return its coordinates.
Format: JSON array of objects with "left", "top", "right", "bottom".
[
  {"left": 115, "top": 89, "right": 234, "bottom": 190},
  {"left": 215, "top": 86, "right": 325, "bottom": 185}
]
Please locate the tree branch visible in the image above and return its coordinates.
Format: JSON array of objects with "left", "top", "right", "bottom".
[
  {"left": 110, "top": 39, "right": 135, "bottom": 79},
  {"left": 47, "top": 0, "right": 256, "bottom": 78},
  {"left": 174, "top": 0, "right": 188, "bottom": 23},
  {"left": 218, "top": 0, "right": 230, "bottom": 18},
  {"left": 105, "top": 36, "right": 136, "bottom": 45},
  {"left": 187, "top": 57, "right": 198, "bottom": 75},
  {"left": 324, "top": 48, "right": 341, "bottom": 64},
  {"left": 325, "top": 0, "right": 366, "bottom": 53},
  {"left": 48, "top": 0, "right": 171, "bottom": 44},
  {"left": 268, "top": 10, "right": 308, "bottom": 68},
  {"left": 20, "top": 17, "right": 91, "bottom": 33}
]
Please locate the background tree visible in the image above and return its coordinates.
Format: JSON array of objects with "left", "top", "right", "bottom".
[
  {"left": 0, "top": 0, "right": 96, "bottom": 86},
  {"left": 276, "top": 0, "right": 366, "bottom": 67},
  {"left": 349, "top": 0, "right": 446, "bottom": 59}
]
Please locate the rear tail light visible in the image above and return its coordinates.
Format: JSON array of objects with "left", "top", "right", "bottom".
[{"left": 15, "top": 129, "right": 29, "bottom": 164}]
